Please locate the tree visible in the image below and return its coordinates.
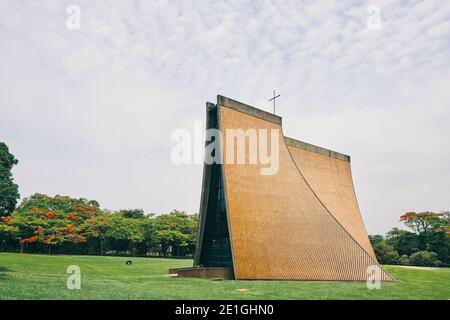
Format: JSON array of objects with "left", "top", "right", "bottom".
[
  {"left": 16, "top": 193, "right": 99, "bottom": 213},
  {"left": 0, "top": 216, "right": 19, "bottom": 250},
  {"left": 125, "top": 218, "right": 145, "bottom": 255},
  {"left": 9, "top": 207, "right": 91, "bottom": 254},
  {"left": 0, "top": 142, "right": 20, "bottom": 217},
  {"left": 104, "top": 213, "right": 144, "bottom": 255},
  {"left": 400, "top": 211, "right": 444, "bottom": 234},
  {"left": 1, "top": 192, "right": 200, "bottom": 257},
  {"left": 85, "top": 213, "right": 112, "bottom": 255},
  {"left": 408, "top": 250, "right": 441, "bottom": 267},
  {"left": 7, "top": 194, "right": 99, "bottom": 253},
  {"left": 120, "top": 209, "right": 145, "bottom": 219},
  {"left": 373, "top": 242, "right": 399, "bottom": 264},
  {"left": 136, "top": 216, "right": 156, "bottom": 255},
  {"left": 399, "top": 211, "right": 449, "bottom": 265},
  {"left": 153, "top": 210, "right": 198, "bottom": 256},
  {"left": 427, "top": 230, "right": 450, "bottom": 266},
  {"left": 398, "top": 255, "right": 410, "bottom": 265},
  {"left": 385, "top": 228, "right": 420, "bottom": 256},
  {"left": 368, "top": 234, "right": 384, "bottom": 246}
]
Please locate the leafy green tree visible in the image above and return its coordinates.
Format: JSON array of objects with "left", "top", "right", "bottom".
[
  {"left": 373, "top": 242, "right": 399, "bottom": 264},
  {"left": 385, "top": 228, "right": 420, "bottom": 256},
  {"left": 126, "top": 218, "right": 145, "bottom": 255},
  {"left": 155, "top": 229, "right": 188, "bottom": 256},
  {"left": 136, "top": 216, "right": 156, "bottom": 255},
  {"left": 399, "top": 211, "right": 449, "bottom": 265},
  {"left": 85, "top": 213, "right": 112, "bottom": 255},
  {"left": 104, "top": 214, "right": 145, "bottom": 255},
  {"left": 16, "top": 193, "right": 98, "bottom": 213},
  {"left": 0, "top": 218, "right": 18, "bottom": 237},
  {"left": 153, "top": 210, "right": 198, "bottom": 256},
  {"left": 400, "top": 211, "right": 445, "bottom": 247},
  {"left": 120, "top": 209, "right": 145, "bottom": 219},
  {"left": 408, "top": 250, "right": 441, "bottom": 267},
  {"left": 0, "top": 142, "right": 20, "bottom": 217},
  {"left": 0, "top": 217, "right": 19, "bottom": 250},
  {"left": 104, "top": 214, "right": 130, "bottom": 248},
  {"left": 398, "top": 255, "right": 410, "bottom": 265},
  {"left": 4, "top": 209, "right": 37, "bottom": 252},
  {"left": 368, "top": 234, "right": 384, "bottom": 246},
  {"left": 426, "top": 230, "right": 450, "bottom": 266}
]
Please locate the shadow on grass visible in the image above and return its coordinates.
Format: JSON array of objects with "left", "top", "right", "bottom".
[{"left": 0, "top": 267, "right": 13, "bottom": 280}]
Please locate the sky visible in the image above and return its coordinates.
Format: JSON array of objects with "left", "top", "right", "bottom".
[{"left": 1, "top": 0, "right": 449, "bottom": 234}]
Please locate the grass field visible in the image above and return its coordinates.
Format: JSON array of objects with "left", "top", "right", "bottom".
[{"left": 0, "top": 252, "right": 449, "bottom": 300}]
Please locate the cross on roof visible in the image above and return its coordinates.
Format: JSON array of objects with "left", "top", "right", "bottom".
[{"left": 268, "top": 90, "right": 281, "bottom": 114}]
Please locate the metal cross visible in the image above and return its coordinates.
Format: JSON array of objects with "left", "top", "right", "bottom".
[{"left": 269, "top": 90, "right": 281, "bottom": 114}]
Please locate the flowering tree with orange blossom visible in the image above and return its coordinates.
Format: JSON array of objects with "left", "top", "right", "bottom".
[
  {"left": 399, "top": 211, "right": 450, "bottom": 249},
  {"left": 397, "top": 211, "right": 450, "bottom": 265},
  {"left": 1, "top": 193, "right": 198, "bottom": 257},
  {"left": 399, "top": 211, "right": 448, "bottom": 235},
  {"left": 6, "top": 201, "right": 96, "bottom": 254}
]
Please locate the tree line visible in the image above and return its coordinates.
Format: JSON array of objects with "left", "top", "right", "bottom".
[
  {"left": 0, "top": 193, "right": 198, "bottom": 257},
  {"left": 369, "top": 211, "right": 449, "bottom": 267}
]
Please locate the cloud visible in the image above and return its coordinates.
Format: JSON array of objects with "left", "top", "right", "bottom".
[{"left": 1, "top": 0, "right": 449, "bottom": 233}]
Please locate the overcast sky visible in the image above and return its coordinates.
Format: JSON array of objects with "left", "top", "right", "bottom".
[{"left": 1, "top": 0, "right": 449, "bottom": 234}]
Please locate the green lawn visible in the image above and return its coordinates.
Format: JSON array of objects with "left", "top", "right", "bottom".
[{"left": 0, "top": 252, "right": 449, "bottom": 300}]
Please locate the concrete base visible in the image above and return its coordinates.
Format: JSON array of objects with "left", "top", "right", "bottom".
[{"left": 169, "top": 267, "right": 234, "bottom": 280}]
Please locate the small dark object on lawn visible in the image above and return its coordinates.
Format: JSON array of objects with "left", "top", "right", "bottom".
[{"left": 126, "top": 260, "right": 132, "bottom": 265}]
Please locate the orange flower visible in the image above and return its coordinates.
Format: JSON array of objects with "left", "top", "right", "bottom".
[
  {"left": 20, "top": 235, "right": 39, "bottom": 244},
  {"left": 2, "top": 216, "right": 12, "bottom": 224},
  {"left": 399, "top": 211, "right": 416, "bottom": 222},
  {"left": 67, "top": 212, "right": 81, "bottom": 220}
]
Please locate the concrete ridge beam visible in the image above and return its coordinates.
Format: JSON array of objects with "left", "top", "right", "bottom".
[
  {"left": 217, "top": 95, "right": 282, "bottom": 125},
  {"left": 285, "top": 136, "right": 351, "bottom": 162}
]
